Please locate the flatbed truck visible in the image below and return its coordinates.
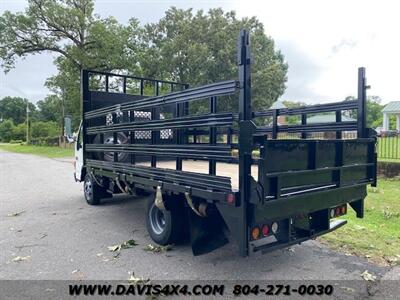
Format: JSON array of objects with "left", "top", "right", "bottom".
[{"left": 71, "top": 30, "right": 377, "bottom": 256}]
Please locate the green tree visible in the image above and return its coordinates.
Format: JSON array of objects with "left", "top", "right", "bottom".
[
  {"left": 282, "top": 100, "right": 307, "bottom": 124},
  {"left": 0, "top": 119, "right": 15, "bottom": 142},
  {"left": 366, "top": 96, "right": 384, "bottom": 128},
  {"left": 138, "top": 8, "right": 287, "bottom": 112},
  {"left": 31, "top": 121, "right": 59, "bottom": 138},
  {"left": 2, "top": 3, "right": 287, "bottom": 123},
  {"left": 344, "top": 95, "right": 384, "bottom": 128},
  {"left": 12, "top": 123, "right": 27, "bottom": 141},
  {"left": 0, "top": 96, "right": 36, "bottom": 124},
  {"left": 0, "top": 0, "right": 142, "bottom": 128},
  {"left": 37, "top": 94, "right": 62, "bottom": 122}
]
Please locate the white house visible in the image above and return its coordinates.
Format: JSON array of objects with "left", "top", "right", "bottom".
[{"left": 382, "top": 101, "right": 400, "bottom": 131}]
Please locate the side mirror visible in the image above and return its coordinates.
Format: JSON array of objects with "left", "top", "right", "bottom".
[{"left": 64, "top": 116, "right": 75, "bottom": 143}]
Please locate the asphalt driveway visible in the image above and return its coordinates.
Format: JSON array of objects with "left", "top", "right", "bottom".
[{"left": 0, "top": 150, "right": 399, "bottom": 298}]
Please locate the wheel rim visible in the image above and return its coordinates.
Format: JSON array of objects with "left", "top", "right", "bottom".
[
  {"left": 103, "top": 134, "right": 127, "bottom": 161},
  {"left": 84, "top": 178, "right": 93, "bottom": 200},
  {"left": 149, "top": 204, "right": 166, "bottom": 235}
]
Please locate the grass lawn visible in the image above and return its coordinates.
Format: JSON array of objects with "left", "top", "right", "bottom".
[
  {"left": 320, "top": 178, "right": 400, "bottom": 265},
  {"left": 0, "top": 143, "right": 73, "bottom": 158},
  {"left": 378, "top": 157, "right": 400, "bottom": 163}
]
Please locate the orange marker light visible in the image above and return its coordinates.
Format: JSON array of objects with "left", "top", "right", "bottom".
[{"left": 251, "top": 227, "right": 260, "bottom": 240}]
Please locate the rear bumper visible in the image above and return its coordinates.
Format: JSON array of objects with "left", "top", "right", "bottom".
[{"left": 251, "top": 219, "right": 347, "bottom": 254}]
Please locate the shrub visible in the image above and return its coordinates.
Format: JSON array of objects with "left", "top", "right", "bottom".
[
  {"left": 0, "top": 119, "right": 15, "bottom": 142},
  {"left": 31, "top": 121, "right": 59, "bottom": 138},
  {"left": 12, "top": 123, "right": 27, "bottom": 141},
  {"left": 9, "top": 139, "right": 23, "bottom": 144},
  {"left": 30, "top": 136, "right": 59, "bottom": 146}
]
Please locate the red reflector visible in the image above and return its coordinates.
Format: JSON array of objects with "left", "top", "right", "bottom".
[
  {"left": 262, "top": 225, "right": 270, "bottom": 236},
  {"left": 226, "top": 193, "right": 235, "bottom": 204}
]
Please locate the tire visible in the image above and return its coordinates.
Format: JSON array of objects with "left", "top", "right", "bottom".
[
  {"left": 145, "top": 195, "right": 185, "bottom": 245},
  {"left": 83, "top": 174, "right": 108, "bottom": 205},
  {"left": 93, "top": 132, "right": 129, "bottom": 162}
]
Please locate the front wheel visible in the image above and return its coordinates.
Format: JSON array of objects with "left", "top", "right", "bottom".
[
  {"left": 145, "top": 195, "right": 185, "bottom": 245},
  {"left": 83, "top": 174, "right": 108, "bottom": 205}
]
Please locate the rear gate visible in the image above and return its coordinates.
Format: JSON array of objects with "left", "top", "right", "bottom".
[{"left": 248, "top": 138, "right": 376, "bottom": 253}]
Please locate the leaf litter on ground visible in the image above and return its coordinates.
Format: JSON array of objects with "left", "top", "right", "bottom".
[
  {"left": 7, "top": 210, "right": 25, "bottom": 217},
  {"left": 361, "top": 270, "right": 377, "bottom": 281},
  {"left": 108, "top": 239, "right": 138, "bottom": 252},
  {"left": 144, "top": 244, "right": 173, "bottom": 253},
  {"left": 12, "top": 256, "right": 31, "bottom": 262},
  {"left": 128, "top": 272, "right": 150, "bottom": 286}
]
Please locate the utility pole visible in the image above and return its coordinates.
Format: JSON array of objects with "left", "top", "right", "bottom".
[
  {"left": 26, "top": 100, "right": 30, "bottom": 144},
  {"left": 61, "top": 85, "right": 66, "bottom": 147}
]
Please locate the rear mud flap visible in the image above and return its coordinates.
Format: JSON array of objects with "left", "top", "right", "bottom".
[
  {"left": 188, "top": 209, "right": 228, "bottom": 256},
  {"left": 350, "top": 198, "right": 364, "bottom": 218}
]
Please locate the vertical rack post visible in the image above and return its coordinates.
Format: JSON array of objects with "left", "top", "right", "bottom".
[
  {"left": 140, "top": 79, "right": 144, "bottom": 96},
  {"left": 130, "top": 108, "right": 135, "bottom": 164},
  {"left": 183, "top": 86, "right": 189, "bottom": 145},
  {"left": 176, "top": 84, "right": 189, "bottom": 171},
  {"left": 301, "top": 114, "right": 307, "bottom": 139},
  {"left": 113, "top": 111, "right": 118, "bottom": 162},
  {"left": 238, "top": 29, "right": 252, "bottom": 257},
  {"left": 227, "top": 127, "right": 232, "bottom": 144},
  {"left": 151, "top": 81, "right": 160, "bottom": 167},
  {"left": 357, "top": 67, "right": 367, "bottom": 138},
  {"left": 81, "top": 70, "right": 90, "bottom": 163},
  {"left": 130, "top": 78, "right": 144, "bottom": 165},
  {"left": 335, "top": 110, "right": 342, "bottom": 139},
  {"left": 105, "top": 75, "right": 109, "bottom": 92},
  {"left": 209, "top": 96, "right": 217, "bottom": 175},
  {"left": 123, "top": 77, "right": 127, "bottom": 94},
  {"left": 272, "top": 109, "right": 278, "bottom": 139},
  {"left": 175, "top": 101, "right": 182, "bottom": 170}
]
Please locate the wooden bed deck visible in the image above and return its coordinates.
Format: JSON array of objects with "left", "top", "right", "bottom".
[{"left": 138, "top": 160, "right": 258, "bottom": 190}]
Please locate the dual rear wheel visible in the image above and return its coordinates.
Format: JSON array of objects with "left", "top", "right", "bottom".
[
  {"left": 83, "top": 175, "right": 185, "bottom": 245},
  {"left": 144, "top": 195, "right": 185, "bottom": 245}
]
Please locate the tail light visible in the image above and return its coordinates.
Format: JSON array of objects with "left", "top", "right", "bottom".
[
  {"left": 261, "top": 225, "right": 270, "bottom": 236},
  {"left": 226, "top": 193, "right": 235, "bottom": 205},
  {"left": 330, "top": 205, "right": 347, "bottom": 218}
]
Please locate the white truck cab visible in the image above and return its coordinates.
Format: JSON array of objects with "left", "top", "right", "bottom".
[
  {"left": 74, "top": 123, "right": 84, "bottom": 182},
  {"left": 65, "top": 118, "right": 84, "bottom": 182}
]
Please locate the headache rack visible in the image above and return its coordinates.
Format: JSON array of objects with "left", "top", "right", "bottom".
[{"left": 81, "top": 69, "right": 240, "bottom": 201}]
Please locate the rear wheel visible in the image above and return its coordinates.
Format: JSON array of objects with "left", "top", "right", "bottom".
[
  {"left": 84, "top": 174, "right": 108, "bottom": 205},
  {"left": 145, "top": 195, "right": 185, "bottom": 245}
]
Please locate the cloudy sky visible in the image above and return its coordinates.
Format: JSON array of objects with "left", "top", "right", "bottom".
[{"left": 0, "top": 0, "right": 399, "bottom": 105}]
